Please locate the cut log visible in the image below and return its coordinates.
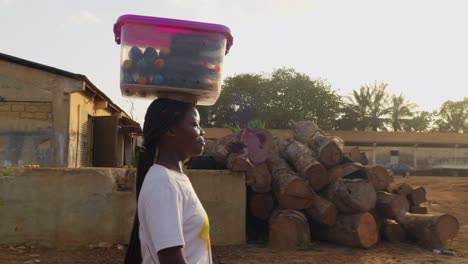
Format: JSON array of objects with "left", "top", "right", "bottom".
[
  {"left": 408, "top": 187, "right": 427, "bottom": 206},
  {"left": 249, "top": 193, "right": 275, "bottom": 221},
  {"left": 239, "top": 128, "right": 273, "bottom": 166},
  {"left": 375, "top": 191, "right": 409, "bottom": 223},
  {"left": 269, "top": 209, "right": 311, "bottom": 251},
  {"left": 381, "top": 219, "right": 406, "bottom": 243},
  {"left": 410, "top": 206, "right": 428, "bottom": 214},
  {"left": 226, "top": 152, "right": 254, "bottom": 172},
  {"left": 292, "top": 121, "right": 344, "bottom": 168},
  {"left": 311, "top": 212, "right": 379, "bottom": 249},
  {"left": 246, "top": 163, "right": 272, "bottom": 193},
  {"left": 292, "top": 121, "right": 320, "bottom": 144},
  {"left": 368, "top": 209, "right": 384, "bottom": 230},
  {"left": 322, "top": 178, "right": 376, "bottom": 213},
  {"left": 366, "top": 166, "right": 394, "bottom": 191},
  {"left": 329, "top": 162, "right": 367, "bottom": 181},
  {"left": 277, "top": 139, "right": 329, "bottom": 191},
  {"left": 268, "top": 152, "right": 315, "bottom": 209},
  {"left": 304, "top": 195, "right": 338, "bottom": 226},
  {"left": 343, "top": 147, "right": 362, "bottom": 163},
  {"left": 203, "top": 134, "right": 240, "bottom": 163},
  {"left": 402, "top": 213, "right": 460, "bottom": 250},
  {"left": 392, "top": 182, "right": 414, "bottom": 197}
]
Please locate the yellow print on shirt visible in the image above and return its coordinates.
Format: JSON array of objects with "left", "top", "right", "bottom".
[{"left": 198, "top": 210, "right": 211, "bottom": 251}]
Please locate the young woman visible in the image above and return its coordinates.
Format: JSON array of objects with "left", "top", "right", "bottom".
[{"left": 125, "top": 98, "right": 211, "bottom": 264}]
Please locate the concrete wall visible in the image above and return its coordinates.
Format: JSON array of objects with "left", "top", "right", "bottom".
[
  {"left": 0, "top": 168, "right": 245, "bottom": 248},
  {"left": 0, "top": 60, "right": 83, "bottom": 167}
]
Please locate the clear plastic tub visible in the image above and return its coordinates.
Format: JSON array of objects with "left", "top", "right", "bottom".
[{"left": 113, "top": 15, "right": 233, "bottom": 105}]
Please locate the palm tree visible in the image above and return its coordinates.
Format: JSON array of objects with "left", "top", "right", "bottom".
[
  {"left": 344, "top": 82, "right": 391, "bottom": 131},
  {"left": 389, "top": 94, "right": 417, "bottom": 131},
  {"left": 367, "top": 82, "right": 391, "bottom": 131},
  {"left": 345, "top": 86, "right": 371, "bottom": 130}
]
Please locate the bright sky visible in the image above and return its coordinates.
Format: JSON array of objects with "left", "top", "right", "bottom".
[{"left": 1, "top": 0, "right": 467, "bottom": 125}]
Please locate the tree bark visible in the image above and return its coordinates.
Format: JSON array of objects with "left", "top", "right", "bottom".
[
  {"left": 268, "top": 152, "right": 315, "bottom": 209},
  {"left": 277, "top": 139, "right": 329, "bottom": 191},
  {"left": 311, "top": 212, "right": 379, "bottom": 249},
  {"left": 246, "top": 163, "right": 272, "bottom": 193},
  {"left": 322, "top": 178, "right": 377, "bottom": 213},
  {"left": 329, "top": 162, "right": 367, "bottom": 181},
  {"left": 410, "top": 206, "right": 428, "bottom": 214},
  {"left": 292, "top": 121, "right": 344, "bottom": 168},
  {"left": 269, "top": 209, "right": 311, "bottom": 251},
  {"left": 392, "top": 182, "right": 414, "bottom": 197},
  {"left": 375, "top": 191, "right": 409, "bottom": 223},
  {"left": 367, "top": 166, "right": 394, "bottom": 191},
  {"left": 407, "top": 187, "right": 427, "bottom": 206},
  {"left": 304, "top": 195, "right": 338, "bottom": 226},
  {"left": 381, "top": 219, "right": 406, "bottom": 243},
  {"left": 249, "top": 193, "right": 275, "bottom": 221},
  {"left": 203, "top": 134, "right": 239, "bottom": 163},
  {"left": 226, "top": 152, "right": 254, "bottom": 172},
  {"left": 401, "top": 213, "right": 460, "bottom": 250}
]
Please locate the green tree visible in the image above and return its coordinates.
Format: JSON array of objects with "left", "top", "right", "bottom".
[
  {"left": 404, "top": 110, "right": 433, "bottom": 132},
  {"left": 202, "top": 68, "right": 342, "bottom": 129},
  {"left": 434, "top": 98, "right": 468, "bottom": 133},
  {"left": 339, "top": 82, "right": 390, "bottom": 131},
  {"left": 389, "top": 93, "right": 417, "bottom": 131}
]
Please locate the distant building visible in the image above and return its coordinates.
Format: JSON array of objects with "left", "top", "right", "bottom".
[
  {"left": 204, "top": 128, "right": 468, "bottom": 171},
  {"left": 0, "top": 53, "right": 142, "bottom": 167}
]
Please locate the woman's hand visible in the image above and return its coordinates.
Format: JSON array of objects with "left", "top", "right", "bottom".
[{"left": 158, "top": 246, "right": 187, "bottom": 264}]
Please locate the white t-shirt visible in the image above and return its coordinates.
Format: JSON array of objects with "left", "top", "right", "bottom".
[{"left": 138, "top": 164, "right": 212, "bottom": 264}]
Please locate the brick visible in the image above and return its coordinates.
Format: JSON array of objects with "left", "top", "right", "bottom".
[
  {"left": 20, "top": 112, "right": 34, "bottom": 119},
  {"left": 11, "top": 104, "right": 24, "bottom": 112},
  {"left": 0, "top": 104, "right": 10, "bottom": 111},
  {"left": 35, "top": 112, "right": 48, "bottom": 120},
  {"left": 25, "top": 105, "right": 39, "bottom": 112}
]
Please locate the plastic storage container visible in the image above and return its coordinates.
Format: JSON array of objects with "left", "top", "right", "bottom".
[{"left": 114, "top": 15, "right": 233, "bottom": 105}]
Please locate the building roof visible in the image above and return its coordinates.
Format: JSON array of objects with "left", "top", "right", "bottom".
[
  {"left": 0, "top": 52, "right": 141, "bottom": 132},
  {"left": 204, "top": 128, "right": 468, "bottom": 147}
]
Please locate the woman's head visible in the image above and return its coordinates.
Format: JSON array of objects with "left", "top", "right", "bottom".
[
  {"left": 136, "top": 98, "right": 204, "bottom": 196},
  {"left": 142, "top": 98, "right": 205, "bottom": 158}
]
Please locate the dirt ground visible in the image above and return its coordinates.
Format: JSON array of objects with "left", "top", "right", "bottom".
[{"left": 1, "top": 176, "right": 467, "bottom": 264}]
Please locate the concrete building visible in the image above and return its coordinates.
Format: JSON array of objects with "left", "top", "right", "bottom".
[
  {"left": 0, "top": 53, "right": 141, "bottom": 168},
  {"left": 204, "top": 128, "right": 468, "bottom": 171}
]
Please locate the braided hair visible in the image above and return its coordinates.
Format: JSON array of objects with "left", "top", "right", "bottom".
[{"left": 125, "top": 98, "right": 194, "bottom": 264}]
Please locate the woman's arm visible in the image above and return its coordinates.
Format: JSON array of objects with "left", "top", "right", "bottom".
[{"left": 158, "top": 246, "right": 187, "bottom": 264}]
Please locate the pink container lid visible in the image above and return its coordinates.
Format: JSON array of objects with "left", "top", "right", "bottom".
[{"left": 114, "top": 14, "right": 233, "bottom": 54}]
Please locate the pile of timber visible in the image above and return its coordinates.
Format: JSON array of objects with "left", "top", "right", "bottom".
[{"left": 202, "top": 122, "right": 460, "bottom": 251}]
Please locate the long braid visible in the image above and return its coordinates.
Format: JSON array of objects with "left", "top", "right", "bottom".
[{"left": 125, "top": 98, "right": 193, "bottom": 264}]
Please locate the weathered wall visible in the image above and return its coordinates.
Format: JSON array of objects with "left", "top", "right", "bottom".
[
  {"left": 0, "top": 60, "right": 83, "bottom": 167},
  {"left": 68, "top": 92, "right": 113, "bottom": 167},
  {"left": 0, "top": 102, "right": 53, "bottom": 166},
  {"left": 0, "top": 168, "right": 245, "bottom": 247}
]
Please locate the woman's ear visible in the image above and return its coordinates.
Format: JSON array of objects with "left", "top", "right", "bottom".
[{"left": 165, "top": 127, "right": 177, "bottom": 137}]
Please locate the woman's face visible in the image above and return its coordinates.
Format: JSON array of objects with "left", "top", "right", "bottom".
[{"left": 173, "top": 107, "right": 205, "bottom": 158}]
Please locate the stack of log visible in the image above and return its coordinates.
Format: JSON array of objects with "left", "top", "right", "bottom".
[{"left": 203, "top": 121, "right": 460, "bottom": 251}]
